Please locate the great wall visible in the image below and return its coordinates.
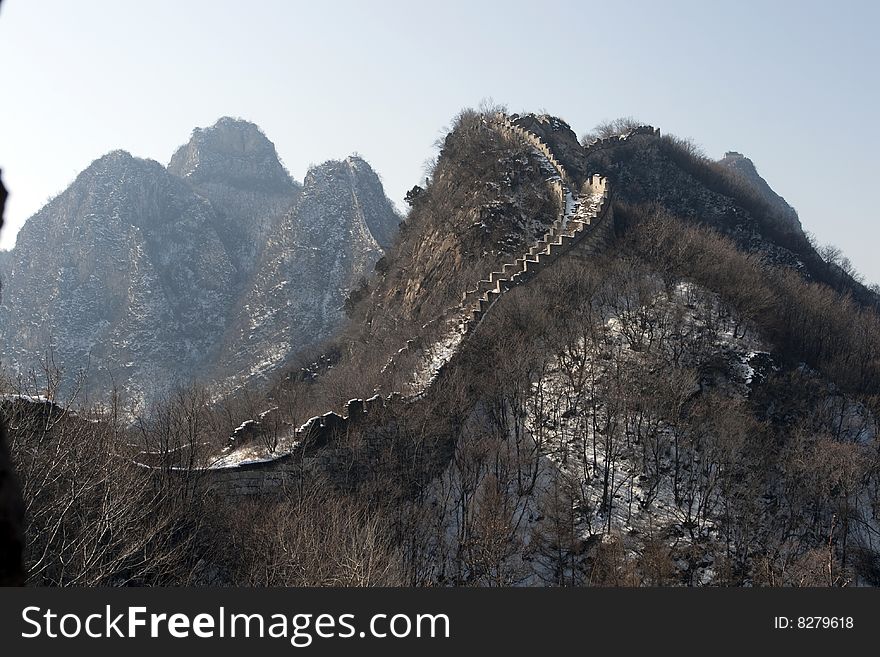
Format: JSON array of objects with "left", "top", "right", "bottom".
[{"left": 202, "top": 113, "right": 660, "bottom": 496}]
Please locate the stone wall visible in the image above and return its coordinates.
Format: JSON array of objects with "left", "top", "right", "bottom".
[
  {"left": 490, "top": 112, "right": 572, "bottom": 188},
  {"left": 460, "top": 115, "right": 612, "bottom": 332},
  {"left": 204, "top": 394, "right": 399, "bottom": 495},
  {"left": 200, "top": 113, "right": 622, "bottom": 497},
  {"left": 583, "top": 125, "right": 661, "bottom": 159}
]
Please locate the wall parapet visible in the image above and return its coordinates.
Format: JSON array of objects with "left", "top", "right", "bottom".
[{"left": 583, "top": 125, "right": 660, "bottom": 159}]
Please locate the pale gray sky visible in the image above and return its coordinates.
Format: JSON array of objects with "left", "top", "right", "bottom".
[{"left": 1, "top": 0, "right": 877, "bottom": 282}]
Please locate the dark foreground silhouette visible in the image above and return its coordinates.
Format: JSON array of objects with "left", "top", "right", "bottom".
[{"left": 0, "top": 0, "right": 27, "bottom": 582}]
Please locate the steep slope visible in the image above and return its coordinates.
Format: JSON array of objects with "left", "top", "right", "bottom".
[
  {"left": 359, "top": 112, "right": 560, "bottom": 348},
  {"left": 586, "top": 129, "right": 877, "bottom": 306},
  {"left": 0, "top": 250, "right": 11, "bottom": 287},
  {"left": 718, "top": 150, "right": 803, "bottom": 236},
  {"left": 0, "top": 151, "right": 236, "bottom": 407},
  {"left": 400, "top": 118, "right": 880, "bottom": 586},
  {"left": 583, "top": 131, "right": 807, "bottom": 259},
  {"left": 510, "top": 113, "right": 591, "bottom": 184},
  {"left": 168, "top": 117, "right": 300, "bottom": 278},
  {"left": 212, "top": 155, "right": 400, "bottom": 389},
  {"left": 258, "top": 109, "right": 562, "bottom": 415}
]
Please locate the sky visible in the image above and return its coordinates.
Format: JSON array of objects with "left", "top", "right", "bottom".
[{"left": 0, "top": 0, "right": 877, "bottom": 282}]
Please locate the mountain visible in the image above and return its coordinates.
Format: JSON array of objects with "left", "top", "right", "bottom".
[
  {"left": 0, "top": 150, "right": 237, "bottom": 406},
  {"left": 718, "top": 150, "right": 803, "bottom": 236},
  {"left": 211, "top": 155, "right": 401, "bottom": 389},
  {"left": 0, "top": 250, "right": 11, "bottom": 285},
  {"left": 168, "top": 117, "right": 293, "bottom": 193},
  {"left": 0, "top": 120, "right": 398, "bottom": 408},
  {"left": 168, "top": 117, "right": 300, "bottom": 279}
]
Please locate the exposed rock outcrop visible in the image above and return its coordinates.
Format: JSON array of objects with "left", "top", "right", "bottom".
[
  {"left": 168, "top": 117, "right": 300, "bottom": 278},
  {"left": 719, "top": 150, "right": 803, "bottom": 237},
  {"left": 0, "top": 150, "right": 237, "bottom": 407},
  {"left": 0, "top": 120, "right": 398, "bottom": 408},
  {"left": 212, "top": 155, "right": 400, "bottom": 389}
]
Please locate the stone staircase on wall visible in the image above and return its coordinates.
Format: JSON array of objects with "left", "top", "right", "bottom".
[
  {"left": 458, "top": 113, "right": 612, "bottom": 333},
  {"left": 203, "top": 114, "right": 661, "bottom": 494}
]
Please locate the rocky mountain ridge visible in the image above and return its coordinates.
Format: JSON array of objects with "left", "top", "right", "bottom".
[
  {"left": 0, "top": 118, "right": 399, "bottom": 409},
  {"left": 718, "top": 150, "right": 803, "bottom": 236},
  {"left": 210, "top": 154, "right": 400, "bottom": 391}
]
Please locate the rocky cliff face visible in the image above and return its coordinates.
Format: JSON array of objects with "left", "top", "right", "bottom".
[
  {"left": 169, "top": 117, "right": 293, "bottom": 192},
  {"left": 0, "top": 122, "right": 398, "bottom": 408},
  {"left": 361, "top": 111, "right": 558, "bottom": 334},
  {"left": 718, "top": 150, "right": 803, "bottom": 237},
  {"left": 168, "top": 117, "right": 300, "bottom": 279},
  {"left": 212, "top": 155, "right": 400, "bottom": 389},
  {"left": 0, "top": 150, "right": 237, "bottom": 406}
]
